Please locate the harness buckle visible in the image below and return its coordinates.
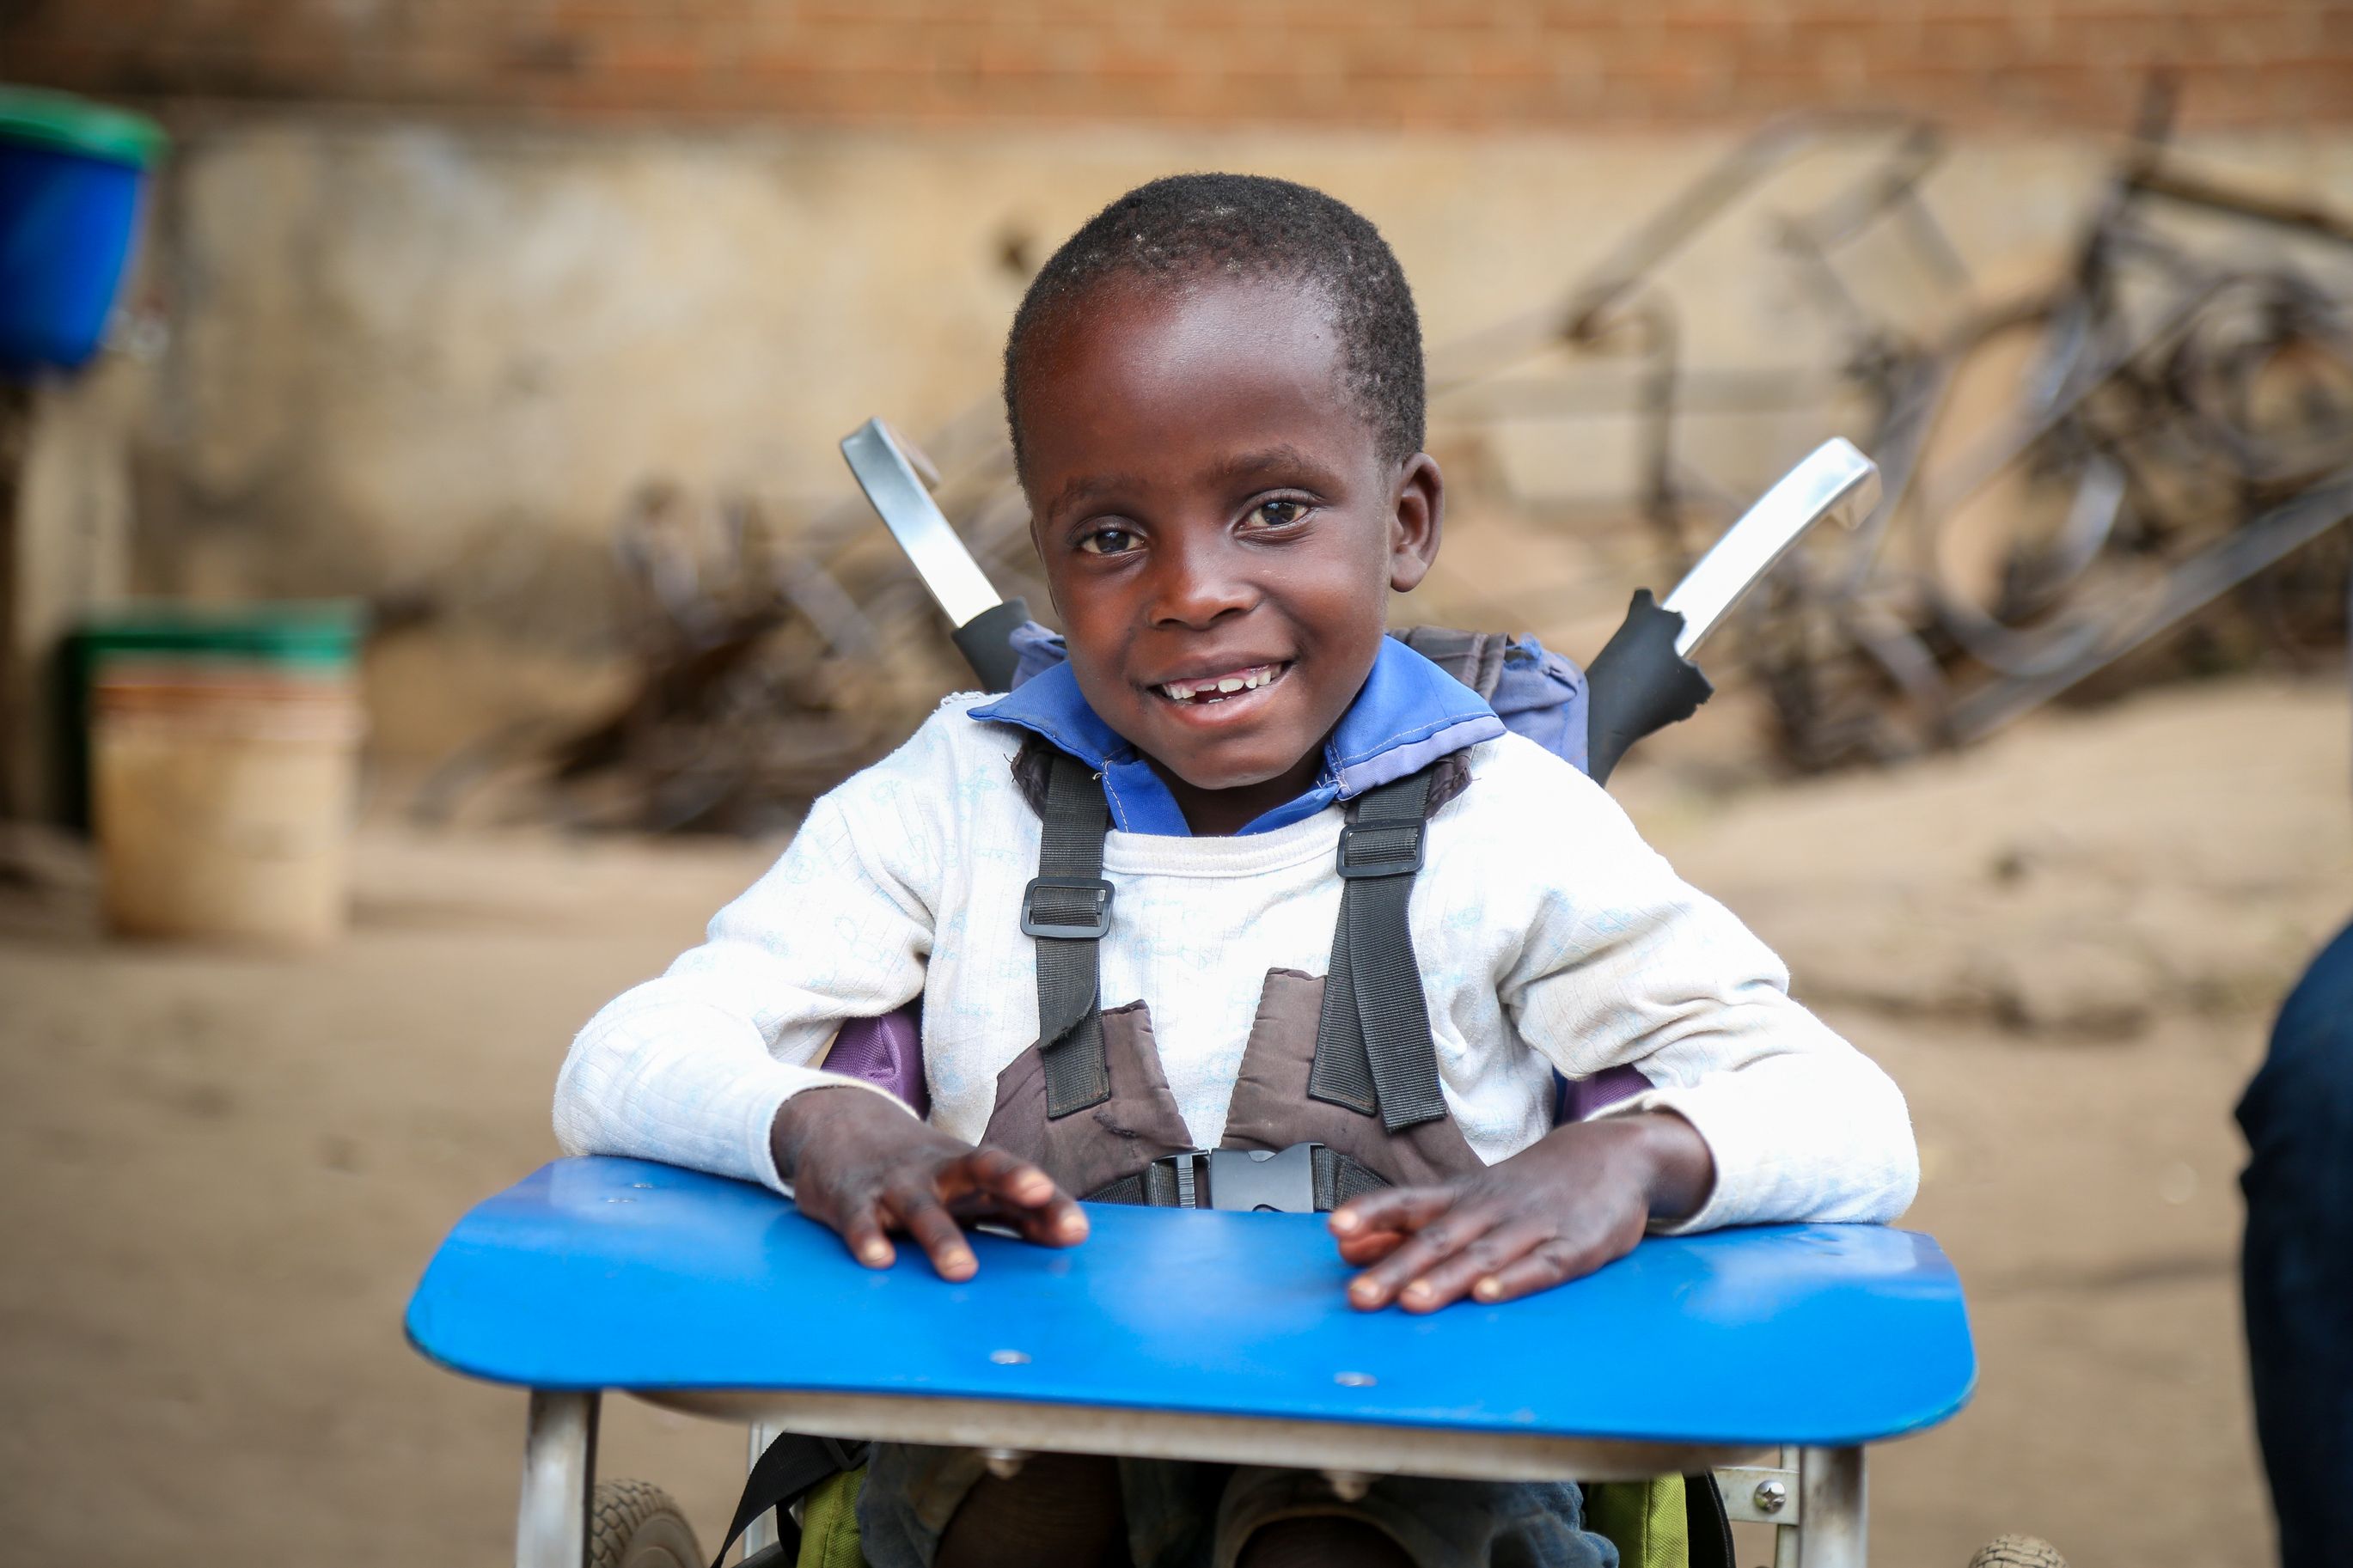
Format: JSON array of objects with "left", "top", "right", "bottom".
[
  {"left": 1021, "top": 876, "right": 1114, "bottom": 940},
  {"left": 1207, "top": 1143, "right": 1323, "bottom": 1213},
  {"left": 1335, "top": 821, "right": 1425, "bottom": 879}
]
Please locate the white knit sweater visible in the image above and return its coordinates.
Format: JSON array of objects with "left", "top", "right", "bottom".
[{"left": 555, "top": 695, "right": 1918, "bottom": 1233}]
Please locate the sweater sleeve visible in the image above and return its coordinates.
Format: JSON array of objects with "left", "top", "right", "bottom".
[
  {"left": 551, "top": 705, "right": 975, "bottom": 1193},
  {"left": 1494, "top": 757, "right": 1919, "bottom": 1233}
]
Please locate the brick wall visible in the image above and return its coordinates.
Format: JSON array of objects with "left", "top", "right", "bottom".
[{"left": 4, "top": 0, "right": 2346, "bottom": 131}]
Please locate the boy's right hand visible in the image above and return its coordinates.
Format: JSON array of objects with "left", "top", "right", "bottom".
[{"left": 769, "top": 1087, "right": 1088, "bottom": 1282}]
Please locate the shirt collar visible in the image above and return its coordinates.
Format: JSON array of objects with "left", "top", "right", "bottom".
[{"left": 969, "top": 636, "right": 1504, "bottom": 837}]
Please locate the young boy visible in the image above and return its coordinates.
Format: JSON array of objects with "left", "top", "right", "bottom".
[{"left": 556, "top": 174, "right": 1917, "bottom": 1568}]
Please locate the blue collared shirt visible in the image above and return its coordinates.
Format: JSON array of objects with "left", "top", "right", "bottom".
[{"left": 969, "top": 637, "right": 1507, "bottom": 836}]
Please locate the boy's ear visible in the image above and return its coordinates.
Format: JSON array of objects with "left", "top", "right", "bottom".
[{"left": 1387, "top": 453, "right": 1444, "bottom": 594}]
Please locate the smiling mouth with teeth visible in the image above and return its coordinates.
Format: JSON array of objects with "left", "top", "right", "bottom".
[{"left": 1154, "top": 662, "right": 1287, "bottom": 704}]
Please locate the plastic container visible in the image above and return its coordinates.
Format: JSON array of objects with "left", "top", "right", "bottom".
[
  {"left": 61, "top": 601, "right": 366, "bottom": 829},
  {"left": 76, "top": 602, "right": 366, "bottom": 945},
  {"left": 92, "top": 665, "right": 366, "bottom": 947},
  {"left": 0, "top": 85, "right": 168, "bottom": 376}
]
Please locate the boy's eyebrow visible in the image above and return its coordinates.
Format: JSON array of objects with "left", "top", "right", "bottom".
[
  {"left": 1201, "top": 445, "right": 1338, "bottom": 488},
  {"left": 1044, "top": 470, "right": 1149, "bottom": 519},
  {"left": 1044, "top": 446, "right": 1340, "bottom": 519}
]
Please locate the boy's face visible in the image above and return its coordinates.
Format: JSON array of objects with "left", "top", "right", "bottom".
[{"left": 1017, "top": 275, "right": 1441, "bottom": 829}]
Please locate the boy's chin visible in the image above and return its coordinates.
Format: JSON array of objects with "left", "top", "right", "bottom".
[
  {"left": 1164, "top": 758, "right": 1293, "bottom": 793},
  {"left": 1150, "top": 736, "right": 1316, "bottom": 795}
]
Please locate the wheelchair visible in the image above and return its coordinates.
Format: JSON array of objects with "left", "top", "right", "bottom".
[{"left": 406, "top": 428, "right": 2065, "bottom": 1568}]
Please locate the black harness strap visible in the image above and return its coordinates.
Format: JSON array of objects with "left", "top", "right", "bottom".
[
  {"left": 708, "top": 1432, "right": 870, "bottom": 1568},
  {"left": 1026, "top": 753, "right": 1115, "bottom": 1118},
  {"left": 1309, "top": 770, "right": 1447, "bottom": 1131},
  {"left": 1023, "top": 756, "right": 1445, "bottom": 1137}
]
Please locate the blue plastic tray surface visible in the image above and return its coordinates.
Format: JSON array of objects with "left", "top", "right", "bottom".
[{"left": 407, "top": 1156, "right": 1974, "bottom": 1448}]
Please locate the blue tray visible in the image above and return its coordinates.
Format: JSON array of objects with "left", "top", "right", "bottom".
[{"left": 408, "top": 1156, "right": 1973, "bottom": 1449}]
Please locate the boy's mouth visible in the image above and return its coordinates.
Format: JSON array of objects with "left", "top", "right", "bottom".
[{"left": 1151, "top": 662, "right": 1289, "bottom": 706}]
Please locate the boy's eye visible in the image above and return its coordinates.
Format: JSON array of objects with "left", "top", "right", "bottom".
[
  {"left": 1078, "top": 526, "right": 1140, "bottom": 557},
  {"left": 1248, "top": 499, "right": 1309, "bottom": 528}
]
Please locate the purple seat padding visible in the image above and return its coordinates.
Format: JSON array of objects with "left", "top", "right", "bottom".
[
  {"left": 1556, "top": 1063, "right": 1653, "bottom": 1122},
  {"left": 823, "top": 1006, "right": 929, "bottom": 1117}
]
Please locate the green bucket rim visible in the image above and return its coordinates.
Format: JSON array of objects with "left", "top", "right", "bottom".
[
  {"left": 0, "top": 84, "right": 168, "bottom": 169},
  {"left": 73, "top": 601, "right": 367, "bottom": 669}
]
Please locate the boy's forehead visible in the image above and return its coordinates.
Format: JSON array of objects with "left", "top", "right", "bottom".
[
  {"left": 1041, "top": 272, "right": 1335, "bottom": 381},
  {"left": 1019, "top": 274, "right": 1373, "bottom": 488}
]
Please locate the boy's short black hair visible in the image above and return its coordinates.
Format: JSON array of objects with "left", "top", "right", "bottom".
[{"left": 1004, "top": 173, "right": 1426, "bottom": 473}]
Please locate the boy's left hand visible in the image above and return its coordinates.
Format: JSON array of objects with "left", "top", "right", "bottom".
[{"left": 1329, "top": 1112, "right": 1714, "bottom": 1313}]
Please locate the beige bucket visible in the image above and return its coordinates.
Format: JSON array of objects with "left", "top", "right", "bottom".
[{"left": 92, "top": 666, "right": 366, "bottom": 947}]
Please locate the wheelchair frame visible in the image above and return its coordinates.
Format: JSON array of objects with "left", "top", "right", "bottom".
[{"left": 512, "top": 1391, "right": 1866, "bottom": 1568}]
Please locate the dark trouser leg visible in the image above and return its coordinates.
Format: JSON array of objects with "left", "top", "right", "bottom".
[
  {"left": 933, "top": 1452, "right": 1129, "bottom": 1568},
  {"left": 1235, "top": 1516, "right": 1414, "bottom": 1568},
  {"left": 2238, "top": 919, "right": 2353, "bottom": 1567},
  {"left": 1210, "top": 1469, "right": 1609, "bottom": 1568}
]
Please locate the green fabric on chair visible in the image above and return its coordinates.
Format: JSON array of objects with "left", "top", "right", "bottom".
[
  {"left": 1582, "top": 1477, "right": 1690, "bottom": 1568},
  {"left": 796, "top": 1467, "right": 868, "bottom": 1568}
]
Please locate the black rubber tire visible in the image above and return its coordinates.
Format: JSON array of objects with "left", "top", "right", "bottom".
[
  {"left": 1968, "top": 1535, "right": 2069, "bottom": 1568},
  {"left": 590, "top": 1479, "right": 704, "bottom": 1568}
]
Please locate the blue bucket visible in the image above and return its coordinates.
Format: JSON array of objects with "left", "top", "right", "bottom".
[{"left": 0, "top": 86, "right": 167, "bottom": 378}]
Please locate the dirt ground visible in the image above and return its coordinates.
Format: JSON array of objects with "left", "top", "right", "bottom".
[{"left": 2, "top": 673, "right": 2345, "bottom": 1568}]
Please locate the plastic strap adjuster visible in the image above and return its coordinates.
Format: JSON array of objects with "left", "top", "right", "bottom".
[
  {"left": 1335, "top": 821, "right": 1425, "bottom": 879},
  {"left": 1021, "top": 876, "right": 1114, "bottom": 939},
  {"left": 1207, "top": 1144, "right": 1323, "bottom": 1213},
  {"left": 1146, "top": 1144, "right": 1328, "bottom": 1212}
]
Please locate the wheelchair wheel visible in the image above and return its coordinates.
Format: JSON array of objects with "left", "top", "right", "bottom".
[
  {"left": 590, "top": 1479, "right": 704, "bottom": 1568},
  {"left": 1968, "top": 1535, "right": 2067, "bottom": 1568}
]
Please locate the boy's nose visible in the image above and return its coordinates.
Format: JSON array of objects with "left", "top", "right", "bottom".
[{"left": 1145, "top": 536, "right": 1256, "bottom": 630}]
